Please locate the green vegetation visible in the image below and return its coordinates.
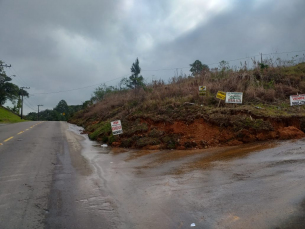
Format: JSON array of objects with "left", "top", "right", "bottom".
[
  {"left": 25, "top": 99, "right": 82, "bottom": 121},
  {"left": 88, "top": 122, "right": 112, "bottom": 140},
  {"left": 125, "top": 58, "right": 145, "bottom": 91},
  {"left": 190, "top": 60, "right": 209, "bottom": 76},
  {"left": 0, "top": 60, "right": 29, "bottom": 112},
  {"left": 0, "top": 106, "right": 26, "bottom": 123},
  {"left": 70, "top": 59, "right": 305, "bottom": 149}
]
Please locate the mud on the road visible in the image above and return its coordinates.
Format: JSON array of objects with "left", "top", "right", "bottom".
[
  {"left": 125, "top": 142, "right": 278, "bottom": 175},
  {"left": 52, "top": 123, "right": 305, "bottom": 229}
]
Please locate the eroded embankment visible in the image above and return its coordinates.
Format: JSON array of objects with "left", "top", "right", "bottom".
[
  {"left": 70, "top": 106, "right": 305, "bottom": 150},
  {"left": 119, "top": 117, "right": 304, "bottom": 150}
]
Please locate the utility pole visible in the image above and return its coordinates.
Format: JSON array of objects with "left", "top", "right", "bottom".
[
  {"left": 37, "top": 105, "right": 43, "bottom": 121},
  {"left": 20, "top": 87, "right": 30, "bottom": 119},
  {"left": 261, "top": 53, "right": 263, "bottom": 64}
]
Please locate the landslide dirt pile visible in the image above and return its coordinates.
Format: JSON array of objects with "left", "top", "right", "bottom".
[
  {"left": 70, "top": 62, "right": 305, "bottom": 149},
  {"left": 70, "top": 104, "right": 305, "bottom": 149}
]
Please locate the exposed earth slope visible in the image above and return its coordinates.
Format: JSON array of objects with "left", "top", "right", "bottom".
[{"left": 70, "top": 63, "right": 305, "bottom": 149}]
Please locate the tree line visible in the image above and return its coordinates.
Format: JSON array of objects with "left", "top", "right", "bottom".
[
  {"left": 90, "top": 58, "right": 211, "bottom": 103},
  {"left": 1, "top": 57, "right": 211, "bottom": 117},
  {"left": 25, "top": 100, "right": 83, "bottom": 121},
  {"left": 0, "top": 60, "right": 29, "bottom": 113}
]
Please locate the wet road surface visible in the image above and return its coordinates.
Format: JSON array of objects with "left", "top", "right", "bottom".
[
  {"left": 0, "top": 121, "right": 58, "bottom": 228},
  {"left": 1, "top": 121, "right": 305, "bottom": 228}
]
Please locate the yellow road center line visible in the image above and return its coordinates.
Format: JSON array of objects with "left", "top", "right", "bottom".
[
  {"left": 17, "top": 131, "right": 24, "bottom": 135},
  {"left": 25, "top": 129, "right": 29, "bottom": 131},
  {"left": 4, "top": 137, "right": 13, "bottom": 142}
]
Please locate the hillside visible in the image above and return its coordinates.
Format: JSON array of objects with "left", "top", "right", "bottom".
[
  {"left": 0, "top": 106, "right": 26, "bottom": 123},
  {"left": 70, "top": 62, "right": 305, "bottom": 149}
]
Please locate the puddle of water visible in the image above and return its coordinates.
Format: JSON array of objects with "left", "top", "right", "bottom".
[
  {"left": 67, "top": 123, "right": 305, "bottom": 229},
  {"left": 67, "top": 124, "right": 113, "bottom": 159}
]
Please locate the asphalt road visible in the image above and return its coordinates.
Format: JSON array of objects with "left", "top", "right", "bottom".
[
  {"left": 0, "top": 121, "right": 58, "bottom": 228},
  {"left": 0, "top": 121, "right": 120, "bottom": 229},
  {"left": 1, "top": 121, "right": 305, "bottom": 229}
]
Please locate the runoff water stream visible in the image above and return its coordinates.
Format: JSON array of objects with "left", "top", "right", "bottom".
[{"left": 48, "top": 123, "right": 305, "bottom": 229}]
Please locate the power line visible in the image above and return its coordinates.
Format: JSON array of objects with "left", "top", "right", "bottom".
[
  {"left": 262, "top": 50, "right": 305, "bottom": 56},
  {"left": 31, "top": 48, "right": 305, "bottom": 95},
  {"left": 5, "top": 68, "right": 28, "bottom": 87},
  {"left": 11, "top": 66, "right": 36, "bottom": 86},
  {"left": 24, "top": 97, "right": 36, "bottom": 108},
  {"left": 23, "top": 100, "right": 36, "bottom": 111},
  {"left": 141, "top": 49, "right": 305, "bottom": 71},
  {"left": 6, "top": 48, "right": 305, "bottom": 96},
  {"left": 30, "top": 75, "right": 128, "bottom": 95}
]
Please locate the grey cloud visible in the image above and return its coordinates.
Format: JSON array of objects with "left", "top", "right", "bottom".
[{"left": 0, "top": 0, "right": 304, "bottom": 114}]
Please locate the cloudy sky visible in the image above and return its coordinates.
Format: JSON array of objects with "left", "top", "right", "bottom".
[{"left": 1, "top": 0, "right": 304, "bottom": 114}]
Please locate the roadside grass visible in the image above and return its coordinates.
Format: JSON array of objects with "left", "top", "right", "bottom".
[
  {"left": 0, "top": 106, "right": 26, "bottom": 123},
  {"left": 70, "top": 61, "right": 305, "bottom": 148},
  {"left": 73, "top": 62, "right": 305, "bottom": 123}
]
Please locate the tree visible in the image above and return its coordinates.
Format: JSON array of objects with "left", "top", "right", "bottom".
[
  {"left": 125, "top": 58, "right": 145, "bottom": 92},
  {"left": 118, "top": 78, "right": 128, "bottom": 90},
  {"left": 219, "top": 60, "right": 229, "bottom": 71},
  {"left": 54, "top": 100, "right": 68, "bottom": 113},
  {"left": 54, "top": 100, "right": 69, "bottom": 120},
  {"left": 82, "top": 100, "right": 92, "bottom": 109},
  {"left": 190, "top": 60, "right": 209, "bottom": 76},
  {"left": 0, "top": 72, "right": 18, "bottom": 105},
  {"left": 218, "top": 60, "right": 230, "bottom": 78},
  {"left": 0, "top": 60, "right": 29, "bottom": 106},
  {"left": 91, "top": 84, "right": 117, "bottom": 102}
]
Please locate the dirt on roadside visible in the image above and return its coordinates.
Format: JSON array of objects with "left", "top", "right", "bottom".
[{"left": 70, "top": 105, "right": 305, "bottom": 150}]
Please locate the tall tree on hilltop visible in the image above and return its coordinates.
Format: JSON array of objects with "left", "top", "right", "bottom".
[
  {"left": 125, "top": 58, "right": 145, "bottom": 95},
  {"left": 190, "top": 60, "right": 209, "bottom": 76}
]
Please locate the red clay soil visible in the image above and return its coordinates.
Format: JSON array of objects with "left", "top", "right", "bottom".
[
  {"left": 152, "top": 119, "right": 236, "bottom": 149},
  {"left": 112, "top": 117, "right": 305, "bottom": 150}
]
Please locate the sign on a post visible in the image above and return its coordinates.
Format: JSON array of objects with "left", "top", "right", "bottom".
[
  {"left": 290, "top": 94, "right": 305, "bottom": 106},
  {"left": 199, "top": 86, "right": 206, "bottom": 96},
  {"left": 216, "top": 91, "right": 226, "bottom": 100},
  {"left": 111, "top": 120, "right": 123, "bottom": 135},
  {"left": 225, "top": 92, "right": 243, "bottom": 104}
]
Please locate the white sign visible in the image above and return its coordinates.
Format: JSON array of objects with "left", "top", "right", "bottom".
[
  {"left": 290, "top": 94, "right": 305, "bottom": 106},
  {"left": 225, "top": 92, "right": 243, "bottom": 104},
  {"left": 199, "top": 86, "right": 206, "bottom": 96},
  {"left": 111, "top": 120, "right": 123, "bottom": 135}
]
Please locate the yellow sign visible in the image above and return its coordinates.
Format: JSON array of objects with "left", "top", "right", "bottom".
[
  {"left": 199, "top": 86, "right": 206, "bottom": 96},
  {"left": 62, "top": 113, "right": 65, "bottom": 116},
  {"left": 199, "top": 86, "right": 206, "bottom": 91},
  {"left": 216, "top": 91, "right": 226, "bottom": 100}
]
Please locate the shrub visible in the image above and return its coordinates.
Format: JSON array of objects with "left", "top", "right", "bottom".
[
  {"left": 136, "top": 137, "right": 161, "bottom": 147},
  {"left": 88, "top": 122, "right": 111, "bottom": 140},
  {"left": 162, "top": 135, "right": 179, "bottom": 149},
  {"left": 148, "top": 129, "right": 164, "bottom": 138},
  {"left": 123, "top": 122, "right": 148, "bottom": 136}
]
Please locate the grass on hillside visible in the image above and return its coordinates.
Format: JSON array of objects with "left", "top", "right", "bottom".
[
  {"left": 73, "top": 62, "right": 305, "bottom": 121},
  {"left": 0, "top": 106, "right": 26, "bottom": 123},
  {"left": 70, "top": 61, "right": 305, "bottom": 146}
]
